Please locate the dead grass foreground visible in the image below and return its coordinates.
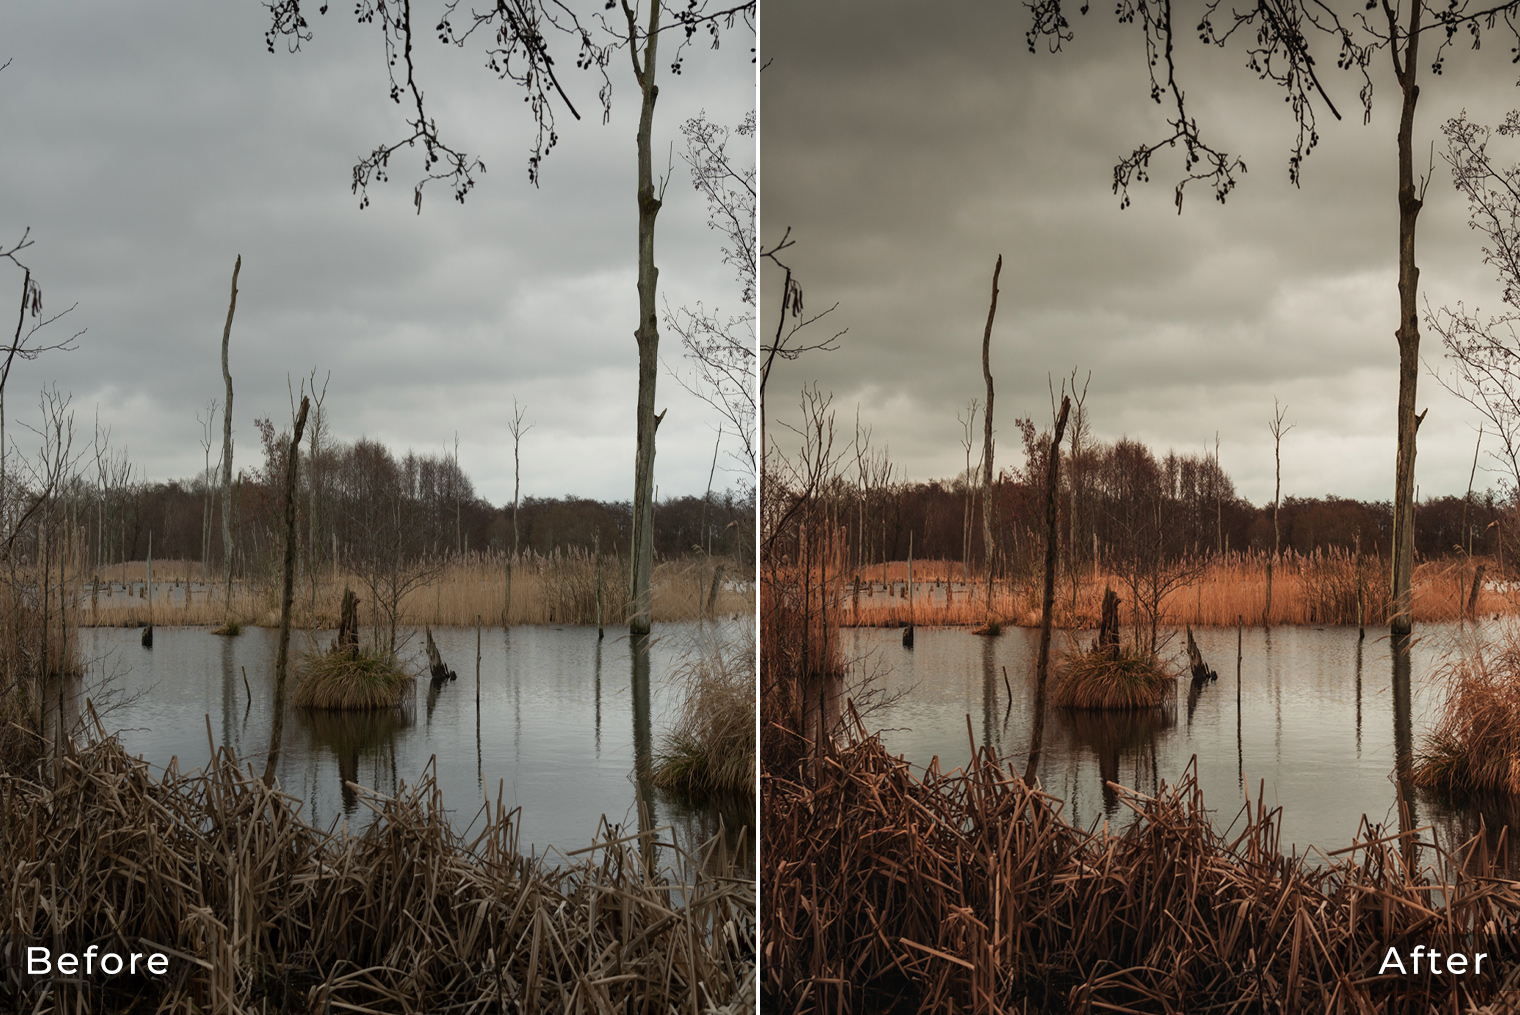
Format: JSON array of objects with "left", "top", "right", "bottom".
[
  {"left": 762, "top": 720, "right": 1520, "bottom": 1014},
  {"left": 0, "top": 733, "right": 755, "bottom": 1014}
]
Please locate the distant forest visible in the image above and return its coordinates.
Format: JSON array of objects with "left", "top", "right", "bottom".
[
  {"left": 77, "top": 423, "right": 752, "bottom": 578},
  {"left": 796, "top": 422, "right": 1504, "bottom": 575}
]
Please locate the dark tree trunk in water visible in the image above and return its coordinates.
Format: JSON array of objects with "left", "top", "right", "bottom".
[
  {"left": 1025, "top": 394, "right": 1070, "bottom": 785},
  {"left": 263, "top": 394, "right": 309, "bottom": 787},
  {"left": 981, "top": 256, "right": 1002, "bottom": 617},
  {"left": 1388, "top": 0, "right": 1424, "bottom": 636},
  {"left": 425, "top": 626, "right": 455, "bottom": 682},
  {"left": 334, "top": 586, "right": 359, "bottom": 658},
  {"left": 1096, "top": 585, "right": 1120, "bottom": 655},
  {"left": 626, "top": 0, "right": 663, "bottom": 637},
  {"left": 221, "top": 257, "right": 239, "bottom": 614}
]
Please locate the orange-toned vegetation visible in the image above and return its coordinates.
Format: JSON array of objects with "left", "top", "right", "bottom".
[
  {"left": 834, "top": 550, "right": 1517, "bottom": 629},
  {"left": 1418, "top": 622, "right": 1520, "bottom": 797}
]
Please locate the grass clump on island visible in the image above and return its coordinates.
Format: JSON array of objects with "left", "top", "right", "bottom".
[
  {"left": 1052, "top": 644, "right": 1175, "bottom": 710},
  {"left": 653, "top": 624, "right": 755, "bottom": 799},
  {"left": 1417, "top": 624, "right": 1520, "bottom": 797},
  {"left": 294, "top": 645, "right": 414, "bottom": 710}
]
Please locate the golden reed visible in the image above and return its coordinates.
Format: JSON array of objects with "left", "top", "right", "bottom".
[
  {"left": 75, "top": 552, "right": 750, "bottom": 629},
  {"left": 833, "top": 550, "right": 1516, "bottom": 628}
]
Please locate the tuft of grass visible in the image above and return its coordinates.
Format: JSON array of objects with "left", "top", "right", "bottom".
[
  {"left": 1052, "top": 645, "right": 1175, "bottom": 710},
  {"left": 653, "top": 624, "right": 755, "bottom": 799},
  {"left": 1416, "top": 624, "right": 1520, "bottom": 797},
  {"left": 212, "top": 619, "right": 242, "bottom": 636},
  {"left": 294, "top": 647, "right": 414, "bottom": 710},
  {"left": 972, "top": 618, "right": 1002, "bottom": 636}
]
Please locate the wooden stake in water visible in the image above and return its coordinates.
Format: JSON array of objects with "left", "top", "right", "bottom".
[{"left": 475, "top": 614, "right": 481, "bottom": 712}]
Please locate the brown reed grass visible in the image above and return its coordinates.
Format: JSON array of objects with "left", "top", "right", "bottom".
[
  {"left": 762, "top": 551, "right": 847, "bottom": 772},
  {"left": 838, "top": 550, "right": 1520, "bottom": 629},
  {"left": 0, "top": 728, "right": 755, "bottom": 1014},
  {"left": 762, "top": 714, "right": 1520, "bottom": 1014},
  {"left": 293, "top": 646, "right": 415, "bottom": 710},
  {"left": 1051, "top": 646, "right": 1175, "bottom": 709},
  {"left": 78, "top": 552, "right": 752, "bottom": 629},
  {"left": 1417, "top": 623, "right": 1520, "bottom": 798},
  {"left": 653, "top": 624, "right": 756, "bottom": 799}
]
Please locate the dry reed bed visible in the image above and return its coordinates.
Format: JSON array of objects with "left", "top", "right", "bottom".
[
  {"left": 1419, "top": 622, "right": 1520, "bottom": 798},
  {"left": 1051, "top": 646, "right": 1174, "bottom": 709},
  {"left": 1, "top": 734, "right": 754, "bottom": 1014},
  {"left": 762, "top": 723, "right": 1520, "bottom": 1014},
  {"left": 77, "top": 554, "right": 751, "bottom": 629},
  {"left": 835, "top": 552, "right": 1519, "bottom": 629}
]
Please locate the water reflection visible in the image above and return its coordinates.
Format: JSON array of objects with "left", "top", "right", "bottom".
[
  {"left": 1391, "top": 630, "right": 1419, "bottom": 867},
  {"left": 75, "top": 622, "right": 748, "bottom": 859},
  {"left": 1058, "top": 705, "right": 1172, "bottom": 814},
  {"left": 300, "top": 706, "right": 408, "bottom": 815},
  {"left": 845, "top": 623, "right": 1479, "bottom": 855}
]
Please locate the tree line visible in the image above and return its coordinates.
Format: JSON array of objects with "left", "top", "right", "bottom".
[
  {"left": 24, "top": 425, "right": 752, "bottom": 586},
  {"left": 793, "top": 426, "right": 1505, "bottom": 580}
]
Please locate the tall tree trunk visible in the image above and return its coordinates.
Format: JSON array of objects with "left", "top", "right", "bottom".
[
  {"left": 263, "top": 395, "right": 310, "bottom": 787},
  {"left": 1026, "top": 395, "right": 1070, "bottom": 784},
  {"left": 981, "top": 255, "right": 1002, "bottom": 616},
  {"left": 1388, "top": 1, "right": 1423, "bottom": 635},
  {"left": 220, "top": 256, "right": 240, "bottom": 613},
  {"left": 626, "top": 0, "right": 663, "bottom": 636}
]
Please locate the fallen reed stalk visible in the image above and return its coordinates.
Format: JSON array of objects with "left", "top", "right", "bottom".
[
  {"left": 0, "top": 731, "right": 755, "bottom": 1014},
  {"left": 762, "top": 715, "right": 1520, "bottom": 1014}
]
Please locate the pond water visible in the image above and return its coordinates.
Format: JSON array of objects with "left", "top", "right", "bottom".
[
  {"left": 69, "top": 621, "right": 751, "bottom": 862},
  {"left": 842, "top": 621, "right": 1520, "bottom": 859}
]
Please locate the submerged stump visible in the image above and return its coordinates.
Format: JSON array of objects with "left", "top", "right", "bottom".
[{"left": 425, "top": 626, "right": 457, "bottom": 682}]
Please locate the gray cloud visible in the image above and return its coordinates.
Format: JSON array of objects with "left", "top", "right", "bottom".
[
  {"left": 762, "top": 0, "right": 1520, "bottom": 506},
  {"left": 2, "top": 0, "right": 754, "bottom": 504}
]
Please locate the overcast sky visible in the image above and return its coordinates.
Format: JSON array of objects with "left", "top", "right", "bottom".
[
  {"left": 2, "top": 1, "right": 753, "bottom": 506},
  {"left": 761, "top": 0, "right": 1520, "bottom": 507}
]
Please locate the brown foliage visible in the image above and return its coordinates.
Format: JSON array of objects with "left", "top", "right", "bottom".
[
  {"left": 0, "top": 734, "right": 754, "bottom": 1013},
  {"left": 762, "top": 721, "right": 1520, "bottom": 1014}
]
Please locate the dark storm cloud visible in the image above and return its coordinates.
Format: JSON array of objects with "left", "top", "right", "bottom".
[
  {"left": 2, "top": 0, "right": 754, "bottom": 504},
  {"left": 762, "top": 0, "right": 1520, "bottom": 505}
]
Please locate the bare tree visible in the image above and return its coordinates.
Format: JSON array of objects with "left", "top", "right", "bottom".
[
  {"left": 263, "top": 1, "right": 754, "bottom": 639},
  {"left": 264, "top": 393, "right": 310, "bottom": 787},
  {"left": 760, "top": 228, "right": 846, "bottom": 472},
  {"left": 1028, "top": 0, "right": 1520, "bottom": 634},
  {"left": 505, "top": 399, "right": 532, "bottom": 624},
  {"left": 1266, "top": 399, "right": 1295, "bottom": 625},
  {"left": 665, "top": 110, "right": 756, "bottom": 474},
  {"left": 980, "top": 256, "right": 1002, "bottom": 616},
  {"left": 2, "top": 269, "right": 80, "bottom": 535},
  {"left": 1429, "top": 112, "right": 1520, "bottom": 502},
  {"left": 196, "top": 399, "right": 218, "bottom": 582},
  {"left": 219, "top": 257, "right": 240, "bottom": 611},
  {"left": 958, "top": 398, "right": 979, "bottom": 581}
]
